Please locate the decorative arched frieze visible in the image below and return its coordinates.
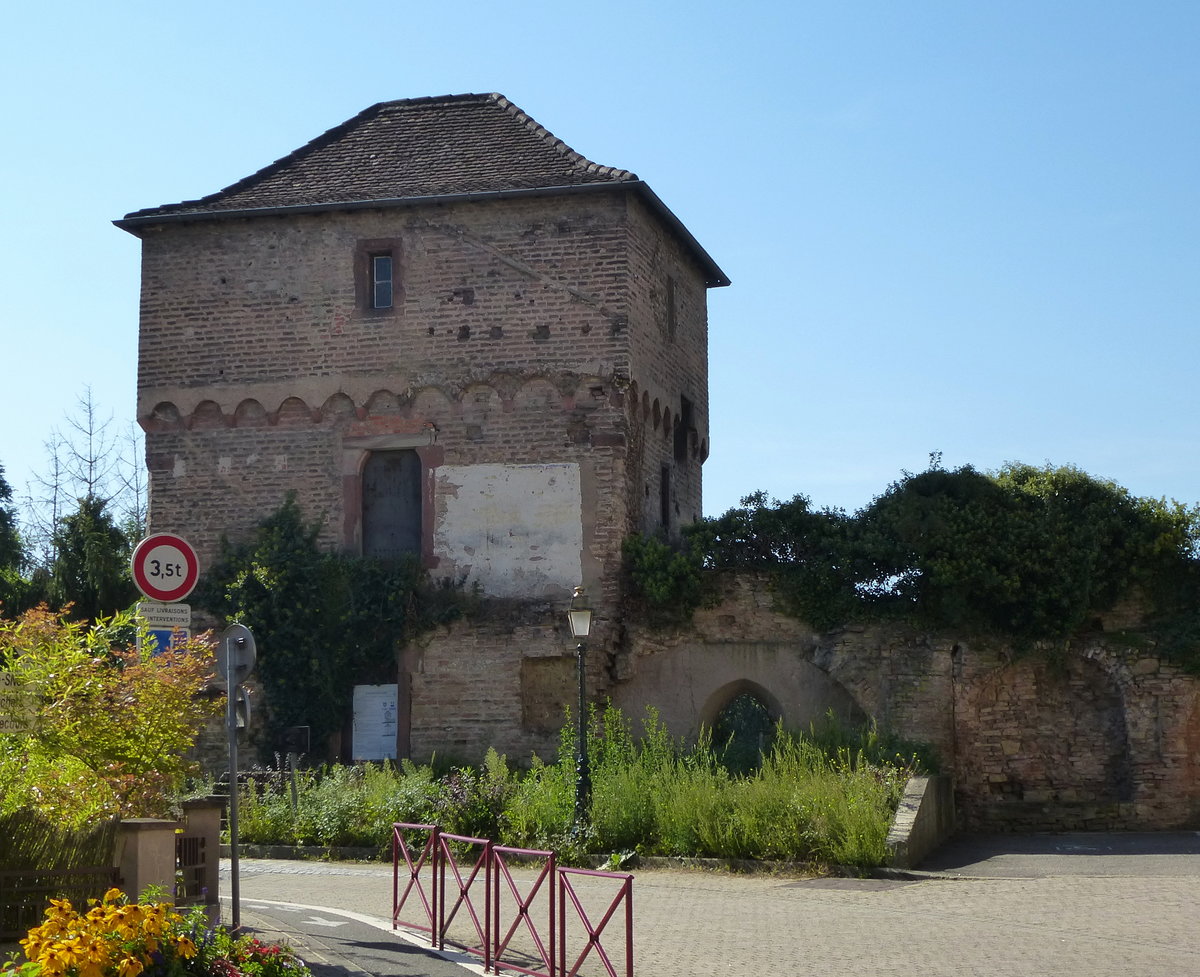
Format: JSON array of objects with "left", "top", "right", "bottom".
[
  {"left": 273, "top": 396, "right": 315, "bottom": 426},
  {"left": 189, "top": 401, "right": 226, "bottom": 430},
  {"left": 233, "top": 399, "right": 269, "bottom": 427}
]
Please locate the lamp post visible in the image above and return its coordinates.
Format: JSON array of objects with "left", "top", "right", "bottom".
[{"left": 567, "top": 586, "right": 593, "bottom": 828}]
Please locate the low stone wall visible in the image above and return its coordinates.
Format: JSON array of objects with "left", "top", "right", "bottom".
[{"left": 886, "top": 776, "right": 956, "bottom": 869}]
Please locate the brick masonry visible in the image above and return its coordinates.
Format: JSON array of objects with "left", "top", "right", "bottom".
[{"left": 135, "top": 192, "right": 711, "bottom": 614}]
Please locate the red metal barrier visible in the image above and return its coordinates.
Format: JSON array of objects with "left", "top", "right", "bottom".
[
  {"left": 491, "top": 846, "right": 556, "bottom": 977},
  {"left": 390, "top": 827, "right": 634, "bottom": 977},
  {"left": 392, "top": 823, "right": 438, "bottom": 940},
  {"left": 557, "top": 868, "right": 633, "bottom": 977},
  {"left": 436, "top": 832, "right": 492, "bottom": 971}
]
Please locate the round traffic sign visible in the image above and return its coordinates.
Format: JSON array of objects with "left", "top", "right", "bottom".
[{"left": 131, "top": 533, "right": 200, "bottom": 603}]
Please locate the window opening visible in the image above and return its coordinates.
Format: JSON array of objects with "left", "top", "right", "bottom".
[
  {"left": 712, "top": 692, "right": 774, "bottom": 774},
  {"left": 362, "top": 450, "right": 421, "bottom": 558},
  {"left": 371, "top": 254, "right": 394, "bottom": 310}
]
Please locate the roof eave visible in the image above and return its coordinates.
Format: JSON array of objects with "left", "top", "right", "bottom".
[{"left": 114, "top": 181, "right": 731, "bottom": 288}]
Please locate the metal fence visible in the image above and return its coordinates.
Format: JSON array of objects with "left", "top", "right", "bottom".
[{"left": 392, "top": 824, "right": 633, "bottom": 977}]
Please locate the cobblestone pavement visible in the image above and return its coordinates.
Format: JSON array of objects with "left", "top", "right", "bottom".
[{"left": 221, "top": 838, "right": 1200, "bottom": 977}]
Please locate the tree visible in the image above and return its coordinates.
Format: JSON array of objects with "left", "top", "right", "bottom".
[
  {"left": 0, "top": 607, "right": 221, "bottom": 826},
  {"left": 22, "top": 389, "right": 146, "bottom": 575},
  {"left": 0, "top": 463, "right": 23, "bottom": 613},
  {"left": 48, "top": 494, "right": 137, "bottom": 621}
]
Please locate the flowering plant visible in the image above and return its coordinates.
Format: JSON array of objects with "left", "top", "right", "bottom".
[{"left": 0, "top": 890, "right": 309, "bottom": 977}]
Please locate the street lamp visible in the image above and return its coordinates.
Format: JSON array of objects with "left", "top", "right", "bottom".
[{"left": 567, "top": 586, "right": 593, "bottom": 828}]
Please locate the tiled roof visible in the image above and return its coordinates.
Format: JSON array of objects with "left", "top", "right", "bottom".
[{"left": 122, "top": 93, "right": 639, "bottom": 220}]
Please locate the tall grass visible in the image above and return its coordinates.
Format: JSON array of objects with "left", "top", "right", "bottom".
[{"left": 218, "top": 707, "right": 927, "bottom": 870}]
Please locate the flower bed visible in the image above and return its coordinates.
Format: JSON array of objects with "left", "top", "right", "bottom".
[{"left": 0, "top": 889, "right": 310, "bottom": 977}]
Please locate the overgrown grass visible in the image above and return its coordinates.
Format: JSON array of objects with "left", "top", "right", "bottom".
[{"left": 218, "top": 706, "right": 928, "bottom": 870}]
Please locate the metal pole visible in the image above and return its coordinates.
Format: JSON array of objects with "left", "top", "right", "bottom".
[
  {"left": 574, "top": 638, "right": 591, "bottom": 828},
  {"left": 226, "top": 636, "right": 241, "bottom": 929}
]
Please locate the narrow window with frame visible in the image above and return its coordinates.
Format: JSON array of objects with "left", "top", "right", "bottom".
[
  {"left": 356, "top": 239, "right": 401, "bottom": 315},
  {"left": 371, "top": 253, "right": 394, "bottom": 310}
]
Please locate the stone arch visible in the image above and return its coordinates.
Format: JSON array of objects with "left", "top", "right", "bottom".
[
  {"left": 705, "top": 681, "right": 782, "bottom": 771},
  {"left": 321, "top": 392, "right": 357, "bottom": 420},
  {"left": 699, "top": 678, "right": 783, "bottom": 730},
  {"left": 274, "top": 396, "right": 314, "bottom": 426},
  {"left": 365, "top": 389, "right": 404, "bottom": 415},
  {"left": 233, "top": 399, "right": 269, "bottom": 427},
  {"left": 189, "top": 400, "right": 225, "bottom": 430},
  {"left": 612, "top": 641, "right": 867, "bottom": 745},
  {"left": 459, "top": 382, "right": 503, "bottom": 420},
  {"left": 145, "top": 402, "right": 184, "bottom": 431},
  {"left": 512, "top": 376, "right": 561, "bottom": 412},
  {"left": 957, "top": 653, "right": 1133, "bottom": 830},
  {"left": 409, "top": 386, "right": 453, "bottom": 425}
]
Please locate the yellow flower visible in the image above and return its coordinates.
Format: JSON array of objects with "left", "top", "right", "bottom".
[
  {"left": 116, "top": 956, "right": 144, "bottom": 977},
  {"left": 102, "top": 888, "right": 124, "bottom": 905},
  {"left": 174, "top": 936, "right": 198, "bottom": 959}
]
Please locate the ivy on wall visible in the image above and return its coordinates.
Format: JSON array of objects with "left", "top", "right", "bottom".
[
  {"left": 198, "top": 496, "right": 468, "bottom": 756},
  {"left": 626, "top": 461, "right": 1200, "bottom": 664}
]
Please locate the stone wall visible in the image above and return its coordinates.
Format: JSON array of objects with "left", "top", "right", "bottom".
[
  {"left": 608, "top": 575, "right": 1200, "bottom": 832},
  {"left": 193, "top": 570, "right": 1200, "bottom": 833}
]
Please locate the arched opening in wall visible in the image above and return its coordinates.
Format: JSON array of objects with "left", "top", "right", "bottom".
[
  {"left": 362, "top": 450, "right": 422, "bottom": 559},
  {"left": 703, "top": 681, "right": 781, "bottom": 775}
]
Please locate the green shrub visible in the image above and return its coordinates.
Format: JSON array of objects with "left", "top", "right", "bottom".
[{"left": 223, "top": 707, "right": 927, "bottom": 871}]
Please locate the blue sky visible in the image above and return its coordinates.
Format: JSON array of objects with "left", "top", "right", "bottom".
[{"left": 2, "top": 1, "right": 1197, "bottom": 522}]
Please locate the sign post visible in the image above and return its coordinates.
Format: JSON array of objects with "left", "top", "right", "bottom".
[{"left": 219, "top": 623, "right": 256, "bottom": 930}]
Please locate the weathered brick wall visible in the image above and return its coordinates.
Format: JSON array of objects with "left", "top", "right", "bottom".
[
  {"left": 606, "top": 575, "right": 1200, "bottom": 831},
  {"left": 624, "top": 195, "right": 709, "bottom": 536},
  {"left": 137, "top": 191, "right": 708, "bottom": 619}
]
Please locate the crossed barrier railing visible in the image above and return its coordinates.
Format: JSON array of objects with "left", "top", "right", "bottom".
[{"left": 392, "top": 823, "right": 633, "bottom": 977}]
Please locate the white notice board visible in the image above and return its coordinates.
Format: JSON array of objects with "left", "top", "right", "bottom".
[{"left": 352, "top": 684, "right": 398, "bottom": 761}]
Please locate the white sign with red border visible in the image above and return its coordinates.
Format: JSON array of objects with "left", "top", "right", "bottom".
[{"left": 132, "top": 533, "right": 200, "bottom": 603}]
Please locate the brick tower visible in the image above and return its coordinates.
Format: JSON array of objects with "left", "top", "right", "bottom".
[{"left": 117, "top": 94, "right": 728, "bottom": 758}]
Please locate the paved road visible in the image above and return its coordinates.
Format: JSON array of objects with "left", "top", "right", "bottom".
[{"left": 223, "top": 833, "right": 1200, "bottom": 977}]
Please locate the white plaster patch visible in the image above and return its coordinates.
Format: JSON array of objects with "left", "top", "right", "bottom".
[
  {"left": 433, "top": 463, "right": 582, "bottom": 598},
  {"left": 173, "top": 456, "right": 186, "bottom": 478}
]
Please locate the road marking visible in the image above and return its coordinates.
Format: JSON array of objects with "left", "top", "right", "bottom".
[{"left": 302, "top": 916, "right": 348, "bottom": 928}]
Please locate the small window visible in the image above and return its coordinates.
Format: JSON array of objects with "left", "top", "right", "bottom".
[
  {"left": 355, "top": 239, "right": 401, "bottom": 314},
  {"left": 371, "top": 254, "right": 394, "bottom": 309}
]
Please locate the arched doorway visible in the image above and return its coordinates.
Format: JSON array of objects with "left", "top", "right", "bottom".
[{"left": 702, "top": 680, "right": 782, "bottom": 773}]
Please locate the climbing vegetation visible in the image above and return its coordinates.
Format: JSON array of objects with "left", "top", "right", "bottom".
[
  {"left": 199, "top": 496, "right": 471, "bottom": 757},
  {"left": 626, "top": 461, "right": 1200, "bottom": 663}
]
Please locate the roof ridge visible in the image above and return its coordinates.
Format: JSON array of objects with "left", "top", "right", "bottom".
[
  {"left": 121, "top": 93, "right": 639, "bottom": 222},
  {"left": 487, "top": 93, "right": 637, "bottom": 182}
]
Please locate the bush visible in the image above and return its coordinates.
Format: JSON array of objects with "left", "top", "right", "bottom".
[
  {"left": 0, "top": 608, "right": 220, "bottom": 826},
  {"left": 225, "top": 707, "right": 927, "bottom": 871}
]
